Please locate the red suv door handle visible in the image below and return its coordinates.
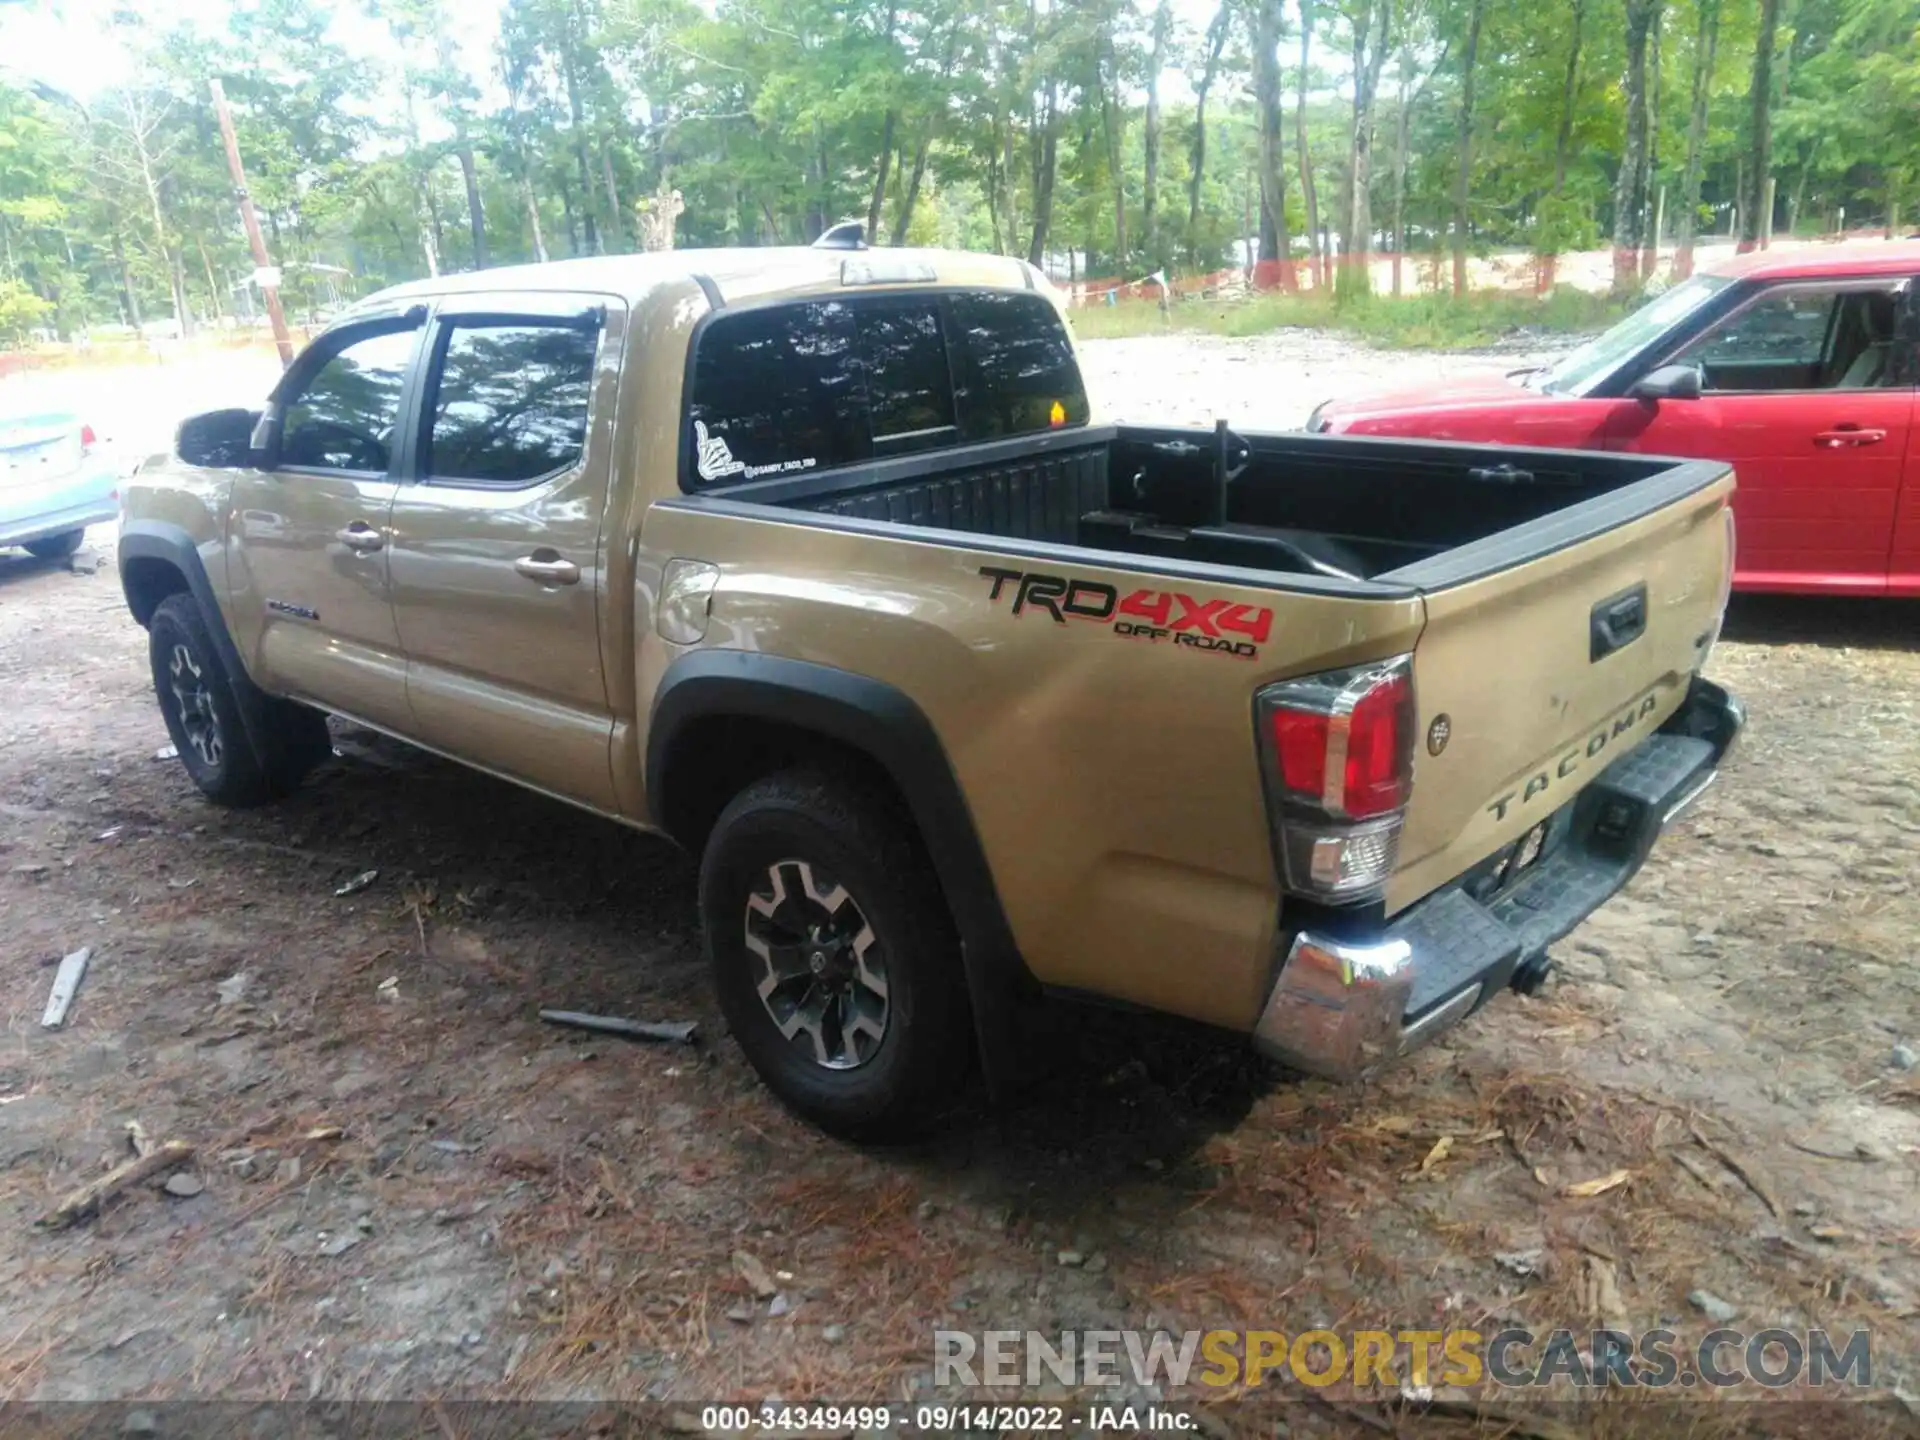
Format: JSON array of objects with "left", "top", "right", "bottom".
[{"left": 1813, "top": 426, "right": 1887, "bottom": 448}]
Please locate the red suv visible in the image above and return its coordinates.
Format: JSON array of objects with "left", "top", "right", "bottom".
[{"left": 1307, "top": 242, "right": 1920, "bottom": 596}]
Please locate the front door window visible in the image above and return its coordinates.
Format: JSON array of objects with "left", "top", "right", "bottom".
[{"left": 1665, "top": 283, "right": 1909, "bottom": 393}]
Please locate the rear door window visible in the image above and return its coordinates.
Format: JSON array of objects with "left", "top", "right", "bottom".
[
  {"left": 424, "top": 321, "right": 600, "bottom": 486},
  {"left": 685, "top": 289, "right": 1088, "bottom": 487}
]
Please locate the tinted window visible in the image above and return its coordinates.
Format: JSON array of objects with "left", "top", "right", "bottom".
[
  {"left": 426, "top": 322, "right": 599, "bottom": 484},
  {"left": 280, "top": 328, "right": 417, "bottom": 472},
  {"left": 688, "top": 300, "right": 866, "bottom": 482},
  {"left": 858, "top": 302, "right": 956, "bottom": 451},
  {"left": 949, "top": 291, "right": 1090, "bottom": 440},
  {"left": 685, "top": 290, "right": 1089, "bottom": 487}
]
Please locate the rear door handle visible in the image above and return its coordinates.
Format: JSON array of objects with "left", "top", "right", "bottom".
[
  {"left": 514, "top": 551, "right": 581, "bottom": 586},
  {"left": 1813, "top": 426, "right": 1887, "bottom": 448},
  {"left": 337, "top": 522, "right": 385, "bottom": 553}
]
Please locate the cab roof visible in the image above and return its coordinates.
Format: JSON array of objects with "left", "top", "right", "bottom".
[
  {"left": 1704, "top": 239, "right": 1920, "bottom": 282},
  {"left": 371, "top": 246, "right": 1041, "bottom": 310}
]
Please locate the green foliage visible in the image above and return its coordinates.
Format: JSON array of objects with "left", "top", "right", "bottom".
[
  {"left": 0, "top": 276, "right": 53, "bottom": 341},
  {"left": 1069, "top": 284, "right": 1629, "bottom": 349},
  {"left": 0, "top": 0, "right": 1911, "bottom": 350}
]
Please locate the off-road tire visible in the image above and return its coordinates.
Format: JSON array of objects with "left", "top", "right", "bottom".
[
  {"left": 700, "top": 769, "right": 973, "bottom": 1140},
  {"left": 23, "top": 529, "right": 84, "bottom": 560},
  {"left": 148, "top": 593, "right": 330, "bottom": 806}
]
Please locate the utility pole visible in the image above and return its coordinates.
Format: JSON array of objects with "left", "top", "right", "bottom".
[{"left": 208, "top": 78, "right": 294, "bottom": 367}]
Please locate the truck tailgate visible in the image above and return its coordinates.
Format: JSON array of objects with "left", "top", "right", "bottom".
[{"left": 1386, "top": 462, "right": 1735, "bottom": 915}]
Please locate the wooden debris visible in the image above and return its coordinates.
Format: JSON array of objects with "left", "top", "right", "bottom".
[
  {"left": 1561, "top": 1167, "right": 1632, "bottom": 1198},
  {"left": 125, "top": 1121, "right": 156, "bottom": 1158},
  {"left": 40, "top": 947, "right": 92, "bottom": 1029},
  {"left": 540, "top": 1009, "right": 698, "bottom": 1045},
  {"left": 1670, "top": 1149, "right": 1722, "bottom": 1192},
  {"left": 1417, "top": 1136, "right": 1454, "bottom": 1173},
  {"left": 1689, "top": 1120, "right": 1782, "bottom": 1217},
  {"left": 37, "top": 1141, "right": 194, "bottom": 1230},
  {"left": 732, "top": 1248, "right": 778, "bottom": 1299},
  {"left": 1582, "top": 1254, "right": 1630, "bottom": 1330}
]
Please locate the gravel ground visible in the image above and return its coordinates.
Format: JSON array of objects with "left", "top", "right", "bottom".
[
  {"left": 1, "top": 332, "right": 1917, "bottom": 1435},
  {"left": 1077, "top": 329, "right": 1573, "bottom": 431}
]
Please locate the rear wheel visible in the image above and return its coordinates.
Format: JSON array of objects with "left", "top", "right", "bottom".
[
  {"left": 148, "top": 593, "right": 329, "bottom": 806},
  {"left": 700, "top": 769, "right": 973, "bottom": 1140},
  {"left": 23, "top": 529, "right": 84, "bottom": 561}
]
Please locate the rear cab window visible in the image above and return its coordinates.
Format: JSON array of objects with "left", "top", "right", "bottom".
[{"left": 685, "top": 289, "right": 1089, "bottom": 489}]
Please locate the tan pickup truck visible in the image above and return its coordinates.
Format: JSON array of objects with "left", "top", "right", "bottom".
[{"left": 119, "top": 239, "right": 1743, "bottom": 1137}]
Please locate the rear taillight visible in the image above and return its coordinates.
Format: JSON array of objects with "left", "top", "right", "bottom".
[
  {"left": 1256, "top": 656, "right": 1416, "bottom": 902},
  {"left": 80, "top": 423, "right": 98, "bottom": 452}
]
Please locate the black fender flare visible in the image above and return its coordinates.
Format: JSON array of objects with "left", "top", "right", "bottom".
[
  {"left": 118, "top": 521, "right": 274, "bottom": 758},
  {"left": 647, "top": 649, "right": 1032, "bottom": 1102}
]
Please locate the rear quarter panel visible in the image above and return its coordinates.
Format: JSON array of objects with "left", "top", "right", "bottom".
[{"left": 637, "top": 500, "right": 1425, "bottom": 1032}]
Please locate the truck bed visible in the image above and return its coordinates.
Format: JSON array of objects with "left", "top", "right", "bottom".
[{"left": 700, "top": 423, "right": 1701, "bottom": 589}]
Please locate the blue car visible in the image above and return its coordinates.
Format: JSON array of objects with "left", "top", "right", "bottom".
[{"left": 0, "top": 407, "right": 117, "bottom": 560}]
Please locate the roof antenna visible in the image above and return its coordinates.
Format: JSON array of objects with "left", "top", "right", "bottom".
[{"left": 812, "top": 220, "right": 868, "bottom": 252}]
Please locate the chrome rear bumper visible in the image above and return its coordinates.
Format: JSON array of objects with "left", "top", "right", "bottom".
[{"left": 1255, "top": 675, "right": 1744, "bottom": 1081}]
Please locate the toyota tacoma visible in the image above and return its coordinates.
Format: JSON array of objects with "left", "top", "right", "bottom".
[{"left": 117, "top": 239, "right": 1744, "bottom": 1137}]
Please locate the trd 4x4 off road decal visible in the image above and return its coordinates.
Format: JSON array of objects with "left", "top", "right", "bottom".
[{"left": 979, "top": 566, "right": 1273, "bottom": 659}]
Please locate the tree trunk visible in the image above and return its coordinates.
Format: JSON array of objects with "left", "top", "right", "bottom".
[
  {"left": 1639, "top": 2, "right": 1665, "bottom": 277},
  {"left": 457, "top": 142, "right": 488, "bottom": 269},
  {"left": 130, "top": 102, "right": 190, "bottom": 336},
  {"left": 1341, "top": 0, "right": 1394, "bottom": 298},
  {"left": 986, "top": 122, "right": 1005, "bottom": 254},
  {"left": 815, "top": 123, "right": 832, "bottom": 240},
  {"left": 892, "top": 131, "right": 933, "bottom": 246},
  {"left": 167, "top": 248, "right": 191, "bottom": 335},
  {"left": 1674, "top": 0, "right": 1719, "bottom": 278},
  {"left": 1611, "top": 0, "right": 1656, "bottom": 294},
  {"left": 560, "top": 174, "right": 581, "bottom": 256},
  {"left": 1552, "top": 0, "right": 1585, "bottom": 194},
  {"left": 1254, "top": 0, "right": 1295, "bottom": 286},
  {"left": 523, "top": 172, "right": 550, "bottom": 263},
  {"left": 560, "top": 52, "right": 600, "bottom": 254},
  {"left": 195, "top": 235, "right": 224, "bottom": 321},
  {"left": 1099, "top": 27, "right": 1127, "bottom": 267},
  {"left": 423, "top": 176, "right": 447, "bottom": 270},
  {"left": 1143, "top": 0, "right": 1172, "bottom": 265},
  {"left": 1788, "top": 147, "right": 1810, "bottom": 235},
  {"left": 601, "top": 148, "right": 624, "bottom": 250},
  {"left": 867, "top": 110, "right": 897, "bottom": 243},
  {"left": 112, "top": 230, "right": 143, "bottom": 330},
  {"left": 1028, "top": 79, "right": 1061, "bottom": 267},
  {"left": 1740, "top": 0, "right": 1782, "bottom": 251},
  {"left": 1451, "top": 0, "right": 1485, "bottom": 296},
  {"left": 1296, "top": 0, "right": 1323, "bottom": 288},
  {"left": 1186, "top": 4, "right": 1233, "bottom": 265},
  {"left": 1391, "top": 50, "right": 1414, "bottom": 295}
]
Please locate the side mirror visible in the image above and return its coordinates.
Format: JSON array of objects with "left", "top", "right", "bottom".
[
  {"left": 177, "top": 408, "right": 264, "bottom": 469},
  {"left": 1629, "top": 364, "right": 1703, "bottom": 402}
]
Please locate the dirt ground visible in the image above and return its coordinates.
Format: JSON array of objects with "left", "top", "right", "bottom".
[{"left": 2, "top": 333, "right": 1918, "bottom": 1436}]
